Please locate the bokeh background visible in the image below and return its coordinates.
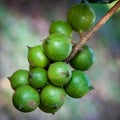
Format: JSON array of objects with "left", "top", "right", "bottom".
[{"left": 0, "top": 0, "right": 120, "bottom": 120}]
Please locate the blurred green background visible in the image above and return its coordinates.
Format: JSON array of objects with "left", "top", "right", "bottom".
[{"left": 0, "top": 0, "right": 120, "bottom": 120}]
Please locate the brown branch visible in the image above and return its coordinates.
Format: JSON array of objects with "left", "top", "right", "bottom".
[{"left": 66, "top": 0, "right": 120, "bottom": 62}]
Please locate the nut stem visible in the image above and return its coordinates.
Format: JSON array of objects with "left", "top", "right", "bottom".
[{"left": 66, "top": 0, "right": 120, "bottom": 62}]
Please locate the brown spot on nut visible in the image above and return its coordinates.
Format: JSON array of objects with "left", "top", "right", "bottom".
[{"left": 28, "top": 100, "right": 37, "bottom": 109}]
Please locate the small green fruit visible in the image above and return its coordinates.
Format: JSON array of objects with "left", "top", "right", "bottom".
[
  {"left": 39, "top": 84, "right": 66, "bottom": 114},
  {"left": 67, "top": 4, "right": 95, "bottom": 33},
  {"left": 70, "top": 45, "right": 95, "bottom": 71},
  {"left": 29, "top": 67, "right": 48, "bottom": 89},
  {"left": 43, "top": 33, "right": 72, "bottom": 61},
  {"left": 8, "top": 69, "right": 29, "bottom": 90},
  {"left": 48, "top": 62, "right": 72, "bottom": 87},
  {"left": 64, "top": 70, "right": 91, "bottom": 98},
  {"left": 12, "top": 85, "right": 40, "bottom": 112},
  {"left": 27, "top": 45, "right": 50, "bottom": 68},
  {"left": 49, "top": 20, "right": 72, "bottom": 37}
]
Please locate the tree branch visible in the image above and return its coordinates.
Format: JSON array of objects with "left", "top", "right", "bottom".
[{"left": 66, "top": 0, "right": 120, "bottom": 62}]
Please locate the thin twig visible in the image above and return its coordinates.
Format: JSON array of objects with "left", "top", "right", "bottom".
[{"left": 66, "top": 0, "right": 120, "bottom": 62}]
